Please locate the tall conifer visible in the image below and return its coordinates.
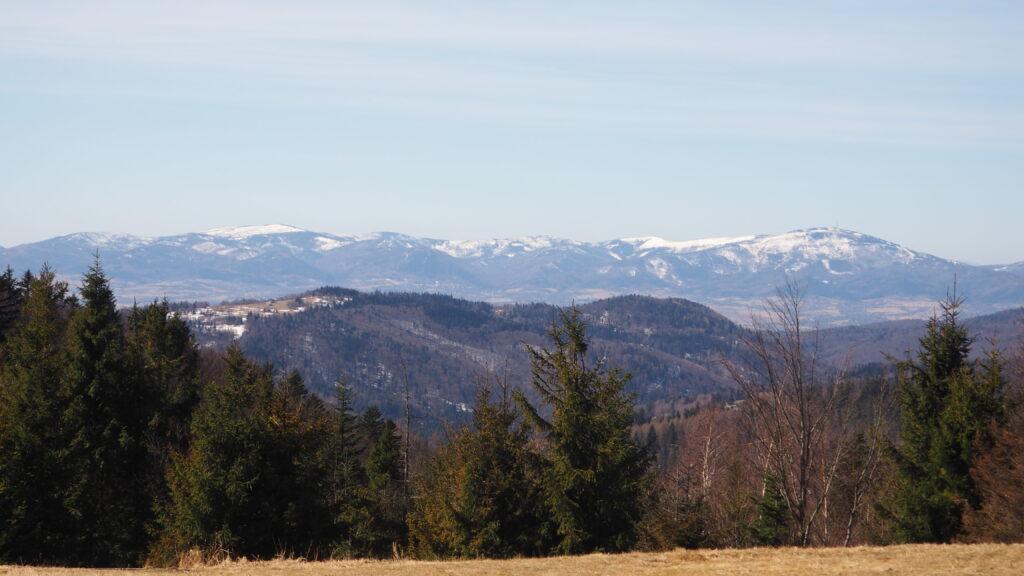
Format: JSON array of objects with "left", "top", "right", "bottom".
[
  {"left": 330, "top": 379, "right": 365, "bottom": 554},
  {"left": 0, "top": 267, "right": 75, "bottom": 564},
  {"left": 409, "top": 384, "right": 550, "bottom": 558},
  {"left": 518, "top": 307, "right": 650, "bottom": 554},
  {"left": 355, "top": 420, "right": 406, "bottom": 557},
  {"left": 266, "top": 370, "right": 335, "bottom": 556},
  {"left": 160, "top": 345, "right": 277, "bottom": 559},
  {"left": 0, "top": 266, "right": 24, "bottom": 345},
  {"left": 889, "top": 294, "right": 1004, "bottom": 542},
  {"left": 60, "top": 256, "right": 149, "bottom": 565}
]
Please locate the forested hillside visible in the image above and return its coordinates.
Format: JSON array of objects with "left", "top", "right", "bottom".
[
  {"left": 2, "top": 262, "right": 1022, "bottom": 569},
  {"left": 209, "top": 287, "right": 1022, "bottom": 429},
  {"left": 817, "top": 307, "right": 1024, "bottom": 367},
  {"left": 234, "top": 290, "right": 747, "bottom": 427}
]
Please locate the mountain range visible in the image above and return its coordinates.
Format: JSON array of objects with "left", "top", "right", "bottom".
[{"left": 2, "top": 225, "right": 1022, "bottom": 325}]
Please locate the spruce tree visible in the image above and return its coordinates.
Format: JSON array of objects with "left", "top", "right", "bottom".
[
  {"left": 330, "top": 379, "right": 366, "bottom": 555},
  {"left": 124, "top": 301, "right": 201, "bottom": 551},
  {"left": 354, "top": 420, "right": 407, "bottom": 557},
  {"left": 125, "top": 301, "right": 200, "bottom": 460},
  {"left": 356, "top": 406, "right": 387, "bottom": 456},
  {"left": 266, "top": 370, "right": 335, "bottom": 556},
  {"left": 409, "top": 384, "right": 550, "bottom": 558},
  {"left": 751, "top": 475, "right": 789, "bottom": 546},
  {"left": 889, "top": 295, "right": 1004, "bottom": 542},
  {"left": 159, "top": 345, "right": 277, "bottom": 559},
  {"left": 0, "top": 266, "right": 24, "bottom": 345},
  {"left": 58, "top": 256, "right": 152, "bottom": 565},
  {"left": 0, "top": 267, "right": 76, "bottom": 564},
  {"left": 518, "top": 307, "right": 651, "bottom": 554},
  {"left": 19, "top": 270, "right": 36, "bottom": 298}
]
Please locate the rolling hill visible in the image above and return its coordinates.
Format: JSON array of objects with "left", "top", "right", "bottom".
[
  {"left": 180, "top": 288, "right": 1022, "bottom": 428},
  {"left": 223, "top": 291, "right": 746, "bottom": 427}
]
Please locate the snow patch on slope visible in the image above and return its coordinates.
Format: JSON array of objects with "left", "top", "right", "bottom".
[
  {"left": 314, "top": 236, "right": 347, "bottom": 252},
  {"left": 646, "top": 257, "right": 671, "bottom": 280},
  {"left": 191, "top": 241, "right": 237, "bottom": 256}
]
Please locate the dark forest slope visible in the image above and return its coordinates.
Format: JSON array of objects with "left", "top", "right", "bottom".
[
  {"left": 237, "top": 291, "right": 746, "bottom": 427},
  {"left": 213, "top": 288, "right": 1021, "bottom": 429}
]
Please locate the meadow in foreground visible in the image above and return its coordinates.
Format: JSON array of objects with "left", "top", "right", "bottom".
[{"left": 3, "top": 545, "right": 1023, "bottom": 576}]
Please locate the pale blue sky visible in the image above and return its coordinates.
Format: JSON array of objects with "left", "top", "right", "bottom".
[{"left": 1, "top": 1, "right": 1022, "bottom": 263}]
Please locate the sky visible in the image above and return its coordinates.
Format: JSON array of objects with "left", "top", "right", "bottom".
[{"left": 1, "top": 1, "right": 1022, "bottom": 264}]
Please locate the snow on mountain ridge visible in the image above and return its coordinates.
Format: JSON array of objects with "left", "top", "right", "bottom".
[
  {"left": 204, "top": 224, "right": 307, "bottom": 239},
  {"left": 617, "top": 235, "right": 757, "bottom": 254},
  {"left": 30, "top": 226, "right": 933, "bottom": 272},
  {"left": 741, "top": 229, "right": 866, "bottom": 260},
  {"left": 434, "top": 236, "right": 574, "bottom": 258},
  {"left": 5, "top": 225, "right": 1022, "bottom": 326},
  {"left": 63, "top": 232, "right": 154, "bottom": 250},
  {"left": 712, "top": 227, "right": 911, "bottom": 260},
  {"left": 434, "top": 228, "right": 900, "bottom": 261}
]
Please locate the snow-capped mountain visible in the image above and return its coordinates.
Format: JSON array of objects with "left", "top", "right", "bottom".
[{"left": 2, "top": 225, "right": 1022, "bottom": 325}]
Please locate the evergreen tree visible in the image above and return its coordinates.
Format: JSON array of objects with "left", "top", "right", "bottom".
[
  {"left": 888, "top": 295, "right": 1004, "bottom": 542},
  {"left": 353, "top": 419, "right": 406, "bottom": 557},
  {"left": 265, "top": 370, "right": 335, "bottom": 556},
  {"left": 644, "top": 427, "right": 659, "bottom": 463},
  {"left": 0, "top": 267, "right": 76, "bottom": 564},
  {"left": 356, "top": 406, "right": 387, "bottom": 457},
  {"left": 158, "top": 345, "right": 278, "bottom": 560},
  {"left": 409, "top": 384, "right": 551, "bottom": 558},
  {"left": 124, "top": 301, "right": 201, "bottom": 550},
  {"left": 60, "top": 257, "right": 153, "bottom": 565},
  {"left": 19, "top": 270, "right": 36, "bottom": 298},
  {"left": 518, "top": 307, "right": 651, "bottom": 554},
  {"left": 751, "top": 475, "right": 788, "bottom": 546},
  {"left": 330, "top": 378, "right": 366, "bottom": 555},
  {"left": 0, "top": 266, "right": 24, "bottom": 345},
  {"left": 660, "top": 424, "right": 678, "bottom": 470},
  {"left": 125, "top": 301, "right": 200, "bottom": 460}
]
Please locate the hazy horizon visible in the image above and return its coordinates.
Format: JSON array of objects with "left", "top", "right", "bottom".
[{"left": 2, "top": 2, "right": 1023, "bottom": 263}]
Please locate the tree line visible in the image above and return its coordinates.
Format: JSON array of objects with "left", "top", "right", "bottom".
[
  {"left": 0, "top": 263, "right": 411, "bottom": 565},
  {"left": 0, "top": 263, "right": 1021, "bottom": 567},
  {"left": 637, "top": 284, "right": 1022, "bottom": 547}
]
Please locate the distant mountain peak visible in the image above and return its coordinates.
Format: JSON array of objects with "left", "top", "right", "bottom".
[{"left": 204, "top": 224, "right": 307, "bottom": 239}]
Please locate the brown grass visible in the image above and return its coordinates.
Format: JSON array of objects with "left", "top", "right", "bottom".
[{"left": 2, "top": 545, "right": 1022, "bottom": 576}]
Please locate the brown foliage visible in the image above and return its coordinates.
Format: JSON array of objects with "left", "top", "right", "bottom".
[{"left": 963, "top": 341, "right": 1024, "bottom": 542}]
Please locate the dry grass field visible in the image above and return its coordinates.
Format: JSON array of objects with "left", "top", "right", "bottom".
[{"left": 2, "top": 545, "right": 1023, "bottom": 576}]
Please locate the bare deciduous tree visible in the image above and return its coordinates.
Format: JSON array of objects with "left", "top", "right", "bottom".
[
  {"left": 722, "top": 282, "right": 855, "bottom": 546},
  {"left": 839, "top": 381, "right": 892, "bottom": 546}
]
